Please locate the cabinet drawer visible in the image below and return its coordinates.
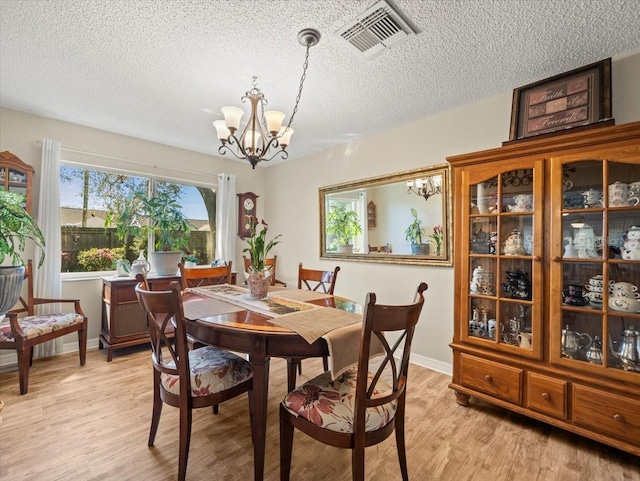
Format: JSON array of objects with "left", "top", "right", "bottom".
[
  {"left": 460, "top": 354, "right": 523, "bottom": 404},
  {"left": 526, "top": 372, "right": 567, "bottom": 419},
  {"left": 572, "top": 384, "right": 640, "bottom": 444}
]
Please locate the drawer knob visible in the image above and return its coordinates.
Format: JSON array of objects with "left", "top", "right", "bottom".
[
  {"left": 613, "top": 414, "right": 625, "bottom": 423},
  {"left": 484, "top": 374, "right": 492, "bottom": 382},
  {"left": 541, "top": 392, "right": 550, "bottom": 400}
]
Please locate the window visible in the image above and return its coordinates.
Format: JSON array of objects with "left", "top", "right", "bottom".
[{"left": 60, "top": 165, "right": 216, "bottom": 273}]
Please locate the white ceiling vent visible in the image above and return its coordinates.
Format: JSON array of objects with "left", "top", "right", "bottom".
[{"left": 336, "top": 0, "right": 415, "bottom": 58}]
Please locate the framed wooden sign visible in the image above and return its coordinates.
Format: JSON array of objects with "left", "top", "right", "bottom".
[{"left": 508, "top": 58, "right": 612, "bottom": 141}]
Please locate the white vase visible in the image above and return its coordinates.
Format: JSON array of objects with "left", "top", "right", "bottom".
[{"left": 149, "top": 251, "right": 182, "bottom": 276}]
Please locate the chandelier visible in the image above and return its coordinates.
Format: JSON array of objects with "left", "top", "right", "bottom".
[
  {"left": 213, "top": 28, "right": 321, "bottom": 169},
  {"left": 406, "top": 175, "right": 442, "bottom": 201}
]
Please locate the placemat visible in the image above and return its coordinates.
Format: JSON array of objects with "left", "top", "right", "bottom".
[
  {"left": 268, "top": 307, "right": 362, "bottom": 343},
  {"left": 323, "top": 323, "right": 385, "bottom": 379}
]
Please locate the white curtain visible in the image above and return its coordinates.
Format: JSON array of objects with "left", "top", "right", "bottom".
[
  {"left": 215, "top": 174, "right": 236, "bottom": 265},
  {"left": 34, "top": 139, "right": 63, "bottom": 358}
]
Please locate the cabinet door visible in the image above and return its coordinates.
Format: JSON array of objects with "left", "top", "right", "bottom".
[
  {"left": 459, "top": 158, "right": 544, "bottom": 360},
  {"left": 550, "top": 150, "right": 640, "bottom": 382}
]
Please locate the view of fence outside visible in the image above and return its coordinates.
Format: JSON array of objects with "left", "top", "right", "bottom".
[{"left": 61, "top": 227, "right": 212, "bottom": 272}]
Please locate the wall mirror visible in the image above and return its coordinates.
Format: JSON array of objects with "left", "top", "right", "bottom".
[{"left": 319, "top": 164, "right": 452, "bottom": 266}]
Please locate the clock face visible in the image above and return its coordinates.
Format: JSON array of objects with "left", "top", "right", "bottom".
[{"left": 244, "top": 198, "right": 255, "bottom": 210}]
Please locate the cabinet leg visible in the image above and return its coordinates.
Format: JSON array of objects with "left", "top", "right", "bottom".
[
  {"left": 107, "top": 348, "right": 113, "bottom": 362},
  {"left": 454, "top": 390, "right": 470, "bottom": 406}
]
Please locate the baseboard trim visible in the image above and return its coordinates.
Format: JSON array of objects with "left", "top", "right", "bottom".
[
  {"left": 0, "top": 337, "right": 101, "bottom": 371},
  {"left": 410, "top": 352, "right": 453, "bottom": 376}
]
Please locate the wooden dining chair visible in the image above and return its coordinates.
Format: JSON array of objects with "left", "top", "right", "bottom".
[
  {"left": 287, "top": 263, "right": 341, "bottom": 389},
  {"left": 135, "top": 277, "right": 253, "bottom": 481},
  {"left": 297, "top": 263, "right": 340, "bottom": 294},
  {"left": 0, "top": 259, "right": 88, "bottom": 394},
  {"left": 242, "top": 255, "right": 287, "bottom": 287},
  {"left": 179, "top": 261, "right": 233, "bottom": 289},
  {"left": 368, "top": 243, "right": 391, "bottom": 253},
  {"left": 280, "top": 282, "right": 428, "bottom": 481}
]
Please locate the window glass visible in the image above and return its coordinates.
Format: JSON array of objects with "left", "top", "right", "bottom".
[{"left": 60, "top": 165, "right": 215, "bottom": 272}]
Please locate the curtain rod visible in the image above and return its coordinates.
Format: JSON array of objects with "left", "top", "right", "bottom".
[{"left": 35, "top": 141, "right": 218, "bottom": 178}]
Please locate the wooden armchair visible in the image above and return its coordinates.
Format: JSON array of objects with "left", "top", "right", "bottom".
[
  {"left": 242, "top": 255, "right": 287, "bottom": 287},
  {"left": 0, "top": 260, "right": 87, "bottom": 394},
  {"left": 368, "top": 244, "right": 391, "bottom": 253},
  {"left": 280, "top": 283, "right": 428, "bottom": 481},
  {"left": 178, "top": 261, "right": 232, "bottom": 289},
  {"left": 135, "top": 279, "right": 253, "bottom": 481}
]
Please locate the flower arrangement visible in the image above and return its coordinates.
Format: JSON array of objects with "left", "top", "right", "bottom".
[
  {"left": 430, "top": 225, "right": 443, "bottom": 255},
  {"left": 243, "top": 216, "right": 282, "bottom": 272}
]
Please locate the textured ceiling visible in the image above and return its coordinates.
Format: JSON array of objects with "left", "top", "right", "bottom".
[{"left": 1, "top": 0, "right": 639, "bottom": 165}]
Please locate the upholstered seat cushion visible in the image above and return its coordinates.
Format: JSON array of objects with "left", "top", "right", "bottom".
[
  {"left": 282, "top": 366, "right": 396, "bottom": 433},
  {"left": 0, "top": 313, "right": 84, "bottom": 343},
  {"left": 161, "top": 346, "right": 253, "bottom": 397}
]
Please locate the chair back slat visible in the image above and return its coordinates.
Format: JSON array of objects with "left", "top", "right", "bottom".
[
  {"left": 179, "top": 261, "right": 232, "bottom": 289},
  {"left": 135, "top": 280, "right": 187, "bottom": 378},
  {"left": 297, "top": 263, "right": 340, "bottom": 294},
  {"left": 355, "top": 283, "right": 428, "bottom": 418}
]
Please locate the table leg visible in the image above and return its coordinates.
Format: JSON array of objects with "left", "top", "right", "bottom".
[{"left": 250, "top": 339, "right": 270, "bottom": 481}]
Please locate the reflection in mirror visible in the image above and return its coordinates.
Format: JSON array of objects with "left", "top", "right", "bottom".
[{"left": 320, "top": 164, "right": 452, "bottom": 266}]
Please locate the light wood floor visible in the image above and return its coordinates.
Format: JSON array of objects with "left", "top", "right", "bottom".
[{"left": 1, "top": 347, "right": 638, "bottom": 481}]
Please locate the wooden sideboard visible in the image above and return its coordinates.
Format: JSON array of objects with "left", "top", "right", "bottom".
[
  {"left": 100, "top": 272, "right": 238, "bottom": 361},
  {"left": 100, "top": 275, "right": 179, "bottom": 361}
]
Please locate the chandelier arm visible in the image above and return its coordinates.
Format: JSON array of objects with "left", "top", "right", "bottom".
[{"left": 262, "top": 148, "right": 289, "bottom": 163}]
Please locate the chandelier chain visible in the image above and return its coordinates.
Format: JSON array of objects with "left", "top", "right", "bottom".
[{"left": 283, "top": 44, "right": 311, "bottom": 132}]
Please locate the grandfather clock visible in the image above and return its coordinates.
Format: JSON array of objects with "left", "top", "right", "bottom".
[{"left": 237, "top": 192, "right": 258, "bottom": 238}]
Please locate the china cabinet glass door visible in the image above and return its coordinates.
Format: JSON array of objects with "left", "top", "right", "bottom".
[
  {"left": 551, "top": 154, "right": 640, "bottom": 379},
  {"left": 462, "top": 159, "right": 544, "bottom": 359}
]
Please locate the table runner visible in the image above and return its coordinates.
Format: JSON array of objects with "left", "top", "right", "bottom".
[{"left": 183, "top": 296, "right": 245, "bottom": 321}]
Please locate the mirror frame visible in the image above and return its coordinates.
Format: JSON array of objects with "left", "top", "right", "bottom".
[{"left": 319, "top": 164, "right": 453, "bottom": 266}]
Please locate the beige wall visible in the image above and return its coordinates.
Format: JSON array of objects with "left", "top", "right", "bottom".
[{"left": 1, "top": 49, "right": 639, "bottom": 370}]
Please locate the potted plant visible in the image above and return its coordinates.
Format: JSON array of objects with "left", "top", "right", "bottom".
[
  {"left": 0, "top": 191, "right": 46, "bottom": 315},
  {"left": 243, "top": 216, "right": 281, "bottom": 299},
  {"left": 108, "top": 190, "right": 194, "bottom": 276},
  {"left": 326, "top": 203, "right": 363, "bottom": 254},
  {"left": 405, "top": 208, "right": 429, "bottom": 255}
]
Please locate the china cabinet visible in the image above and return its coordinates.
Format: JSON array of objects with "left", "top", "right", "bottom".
[
  {"left": 448, "top": 121, "right": 640, "bottom": 456},
  {"left": 0, "top": 151, "right": 33, "bottom": 213}
]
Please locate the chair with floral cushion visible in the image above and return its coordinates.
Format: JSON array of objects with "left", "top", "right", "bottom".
[
  {"left": 135, "top": 277, "right": 253, "bottom": 481},
  {"left": 178, "top": 261, "right": 233, "bottom": 290},
  {"left": 280, "top": 282, "right": 428, "bottom": 481},
  {"left": 286, "top": 263, "right": 341, "bottom": 389},
  {"left": 0, "top": 259, "right": 87, "bottom": 395}
]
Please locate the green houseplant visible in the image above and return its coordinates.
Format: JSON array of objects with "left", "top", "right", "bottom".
[
  {"left": 243, "top": 216, "right": 281, "bottom": 299},
  {"left": 404, "top": 208, "right": 429, "bottom": 255},
  {"left": 0, "top": 190, "right": 46, "bottom": 315},
  {"left": 326, "top": 203, "right": 363, "bottom": 254},
  {"left": 108, "top": 190, "right": 194, "bottom": 276}
]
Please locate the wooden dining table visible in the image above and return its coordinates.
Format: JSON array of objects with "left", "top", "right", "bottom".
[{"left": 181, "top": 286, "right": 361, "bottom": 481}]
